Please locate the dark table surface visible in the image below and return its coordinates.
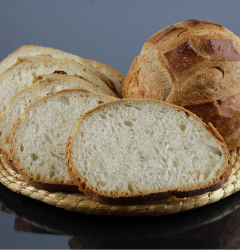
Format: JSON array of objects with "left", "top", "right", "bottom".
[{"left": 1, "top": 1, "right": 240, "bottom": 249}]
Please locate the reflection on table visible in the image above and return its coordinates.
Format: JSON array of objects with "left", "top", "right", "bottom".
[{"left": 1, "top": 183, "right": 240, "bottom": 249}]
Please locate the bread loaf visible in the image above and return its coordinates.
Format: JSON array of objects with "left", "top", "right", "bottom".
[
  {"left": 66, "top": 99, "right": 231, "bottom": 204},
  {"left": 0, "top": 45, "right": 116, "bottom": 93},
  {"left": 0, "top": 55, "right": 117, "bottom": 114},
  {"left": 122, "top": 19, "right": 240, "bottom": 150},
  {"left": 0, "top": 73, "right": 109, "bottom": 161},
  {"left": 9, "top": 90, "right": 116, "bottom": 191}
]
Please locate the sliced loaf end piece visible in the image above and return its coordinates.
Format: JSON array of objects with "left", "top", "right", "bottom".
[{"left": 66, "top": 99, "right": 231, "bottom": 204}]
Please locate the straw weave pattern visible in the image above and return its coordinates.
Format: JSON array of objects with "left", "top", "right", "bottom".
[{"left": 0, "top": 150, "right": 240, "bottom": 216}]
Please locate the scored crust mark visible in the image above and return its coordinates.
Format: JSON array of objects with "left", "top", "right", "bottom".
[
  {"left": 184, "top": 93, "right": 240, "bottom": 141},
  {"left": 205, "top": 40, "right": 240, "bottom": 60},
  {"left": 164, "top": 40, "right": 205, "bottom": 74},
  {"left": 185, "top": 19, "right": 223, "bottom": 28},
  {"left": 179, "top": 67, "right": 224, "bottom": 100},
  {"left": 216, "top": 93, "right": 240, "bottom": 118},
  {"left": 147, "top": 25, "right": 183, "bottom": 44}
]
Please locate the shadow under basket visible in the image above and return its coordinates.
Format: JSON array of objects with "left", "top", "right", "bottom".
[{"left": 0, "top": 150, "right": 240, "bottom": 217}]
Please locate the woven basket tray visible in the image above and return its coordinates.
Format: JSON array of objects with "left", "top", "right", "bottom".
[{"left": 1, "top": 149, "right": 240, "bottom": 216}]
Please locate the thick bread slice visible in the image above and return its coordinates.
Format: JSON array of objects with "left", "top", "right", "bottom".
[
  {"left": 0, "top": 73, "right": 109, "bottom": 160},
  {"left": 88, "top": 60, "right": 125, "bottom": 97},
  {"left": 0, "top": 45, "right": 115, "bottom": 92},
  {"left": 66, "top": 99, "right": 231, "bottom": 204},
  {"left": 0, "top": 55, "right": 116, "bottom": 113},
  {"left": 9, "top": 90, "right": 116, "bottom": 191}
]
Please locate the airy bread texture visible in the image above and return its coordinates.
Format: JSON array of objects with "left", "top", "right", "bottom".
[
  {"left": 0, "top": 45, "right": 116, "bottom": 93},
  {"left": 66, "top": 99, "right": 231, "bottom": 204},
  {"left": 0, "top": 56, "right": 116, "bottom": 114},
  {"left": 0, "top": 73, "right": 109, "bottom": 160},
  {"left": 122, "top": 19, "right": 240, "bottom": 150},
  {"left": 88, "top": 60, "right": 125, "bottom": 97},
  {"left": 9, "top": 90, "right": 116, "bottom": 190}
]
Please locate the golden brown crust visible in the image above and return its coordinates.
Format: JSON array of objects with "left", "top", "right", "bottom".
[
  {"left": 164, "top": 40, "right": 206, "bottom": 75},
  {"left": 184, "top": 93, "right": 240, "bottom": 150},
  {"left": 146, "top": 19, "right": 223, "bottom": 45},
  {"left": 122, "top": 19, "right": 240, "bottom": 149},
  {"left": 66, "top": 99, "right": 231, "bottom": 204},
  {"left": 147, "top": 25, "right": 183, "bottom": 44},
  {"left": 185, "top": 19, "right": 223, "bottom": 27},
  {"left": 204, "top": 39, "right": 240, "bottom": 60}
]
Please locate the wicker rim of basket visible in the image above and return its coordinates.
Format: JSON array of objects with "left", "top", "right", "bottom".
[{"left": 0, "top": 150, "right": 240, "bottom": 216}]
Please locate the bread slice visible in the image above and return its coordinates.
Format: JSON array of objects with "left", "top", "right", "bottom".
[
  {"left": 9, "top": 89, "right": 116, "bottom": 191},
  {"left": 0, "top": 55, "right": 116, "bottom": 114},
  {"left": 88, "top": 60, "right": 125, "bottom": 97},
  {"left": 0, "top": 45, "right": 115, "bottom": 93},
  {"left": 66, "top": 99, "right": 231, "bottom": 204},
  {"left": 0, "top": 73, "right": 110, "bottom": 160}
]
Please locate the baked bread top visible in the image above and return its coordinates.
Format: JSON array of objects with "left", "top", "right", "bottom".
[
  {"left": 122, "top": 19, "right": 240, "bottom": 106},
  {"left": 66, "top": 99, "right": 231, "bottom": 204}
]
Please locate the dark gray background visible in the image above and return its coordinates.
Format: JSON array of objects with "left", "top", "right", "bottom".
[
  {"left": 1, "top": 0, "right": 240, "bottom": 248},
  {"left": 1, "top": 0, "right": 240, "bottom": 76}
]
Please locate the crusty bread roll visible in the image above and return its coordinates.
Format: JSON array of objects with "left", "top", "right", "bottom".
[
  {"left": 66, "top": 99, "right": 231, "bottom": 204},
  {"left": 122, "top": 19, "right": 240, "bottom": 150}
]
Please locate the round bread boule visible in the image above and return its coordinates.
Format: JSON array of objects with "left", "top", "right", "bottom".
[{"left": 122, "top": 19, "right": 240, "bottom": 150}]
